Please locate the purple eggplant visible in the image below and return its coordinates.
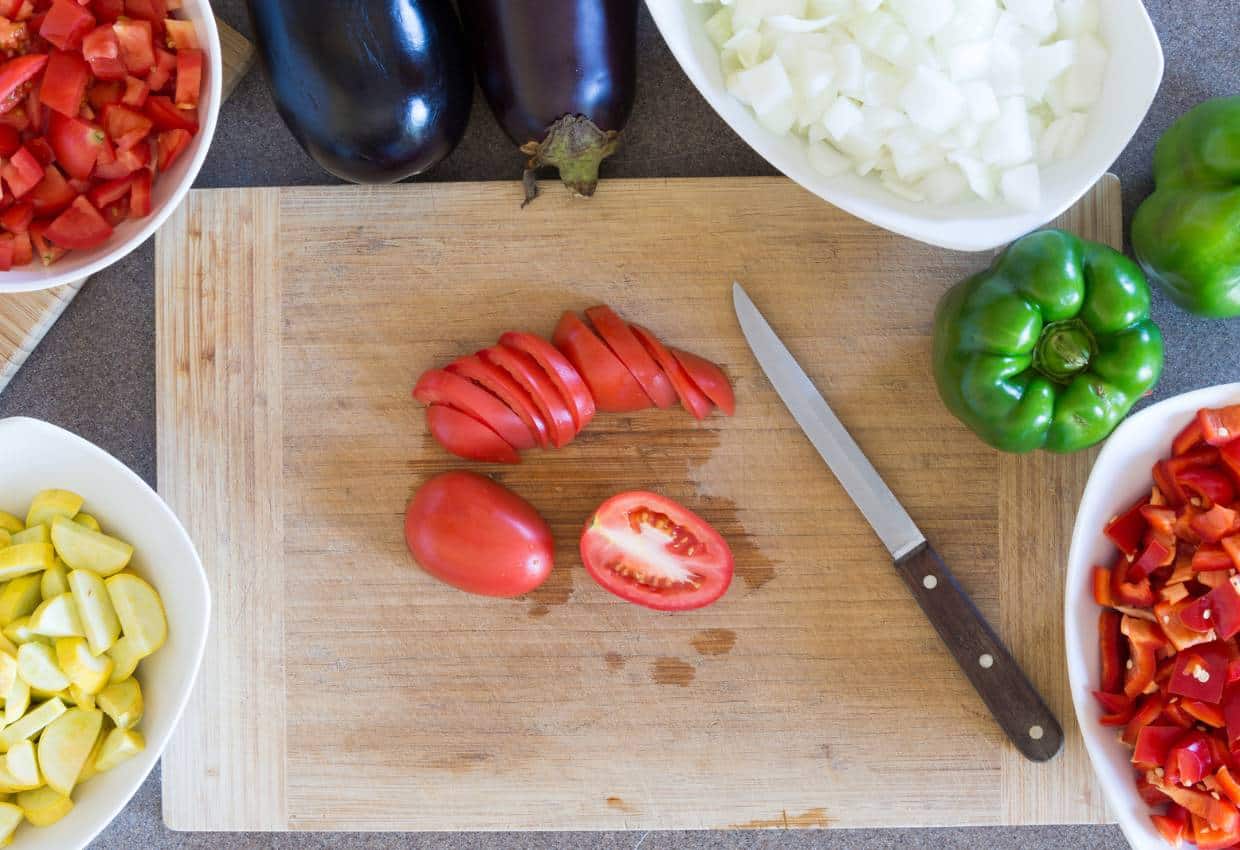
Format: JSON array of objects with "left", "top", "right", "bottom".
[
  {"left": 458, "top": 0, "right": 639, "bottom": 205},
  {"left": 248, "top": 0, "right": 473, "bottom": 184}
]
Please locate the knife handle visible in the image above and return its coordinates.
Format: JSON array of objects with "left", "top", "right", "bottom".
[{"left": 895, "top": 542, "right": 1063, "bottom": 762}]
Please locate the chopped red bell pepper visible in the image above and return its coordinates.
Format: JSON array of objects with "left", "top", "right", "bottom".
[
  {"left": 1163, "top": 700, "right": 1196, "bottom": 729},
  {"left": 1100, "top": 610, "right": 1125, "bottom": 692},
  {"left": 1151, "top": 805, "right": 1188, "bottom": 847},
  {"left": 1175, "top": 418, "right": 1207, "bottom": 456},
  {"left": 1169, "top": 730, "right": 1216, "bottom": 785},
  {"left": 1093, "top": 566, "right": 1114, "bottom": 606},
  {"left": 1126, "top": 693, "right": 1169, "bottom": 746},
  {"left": 1113, "top": 557, "right": 1157, "bottom": 608},
  {"left": 1125, "top": 616, "right": 1169, "bottom": 698},
  {"left": 1192, "top": 812, "right": 1240, "bottom": 850},
  {"left": 1195, "top": 544, "right": 1235, "bottom": 573},
  {"left": 1154, "top": 778, "right": 1240, "bottom": 833},
  {"left": 1222, "top": 441, "right": 1240, "bottom": 486},
  {"left": 1157, "top": 598, "right": 1218, "bottom": 649},
  {"left": 1224, "top": 536, "right": 1240, "bottom": 571},
  {"left": 1201, "top": 406, "right": 1240, "bottom": 447},
  {"left": 1133, "top": 536, "right": 1176, "bottom": 579},
  {"left": 1143, "top": 504, "right": 1179, "bottom": 537},
  {"left": 1093, "top": 690, "right": 1135, "bottom": 725},
  {"left": 1195, "top": 505, "right": 1240, "bottom": 544},
  {"left": 1218, "top": 766, "right": 1240, "bottom": 807},
  {"left": 1170, "top": 643, "right": 1230, "bottom": 704},
  {"left": 1185, "top": 699, "right": 1229, "bottom": 728},
  {"left": 1135, "top": 724, "right": 1185, "bottom": 768},
  {"left": 1179, "top": 467, "right": 1237, "bottom": 509},
  {"left": 1107, "top": 500, "right": 1149, "bottom": 557}
]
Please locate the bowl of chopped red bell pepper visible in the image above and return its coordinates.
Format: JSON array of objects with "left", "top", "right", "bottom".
[
  {"left": 0, "top": 0, "right": 220, "bottom": 292},
  {"left": 1068, "top": 383, "right": 1240, "bottom": 850}
]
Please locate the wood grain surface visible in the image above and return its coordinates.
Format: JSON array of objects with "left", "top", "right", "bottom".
[
  {"left": 155, "top": 175, "right": 1120, "bottom": 831},
  {"left": 0, "top": 16, "right": 254, "bottom": 398}
]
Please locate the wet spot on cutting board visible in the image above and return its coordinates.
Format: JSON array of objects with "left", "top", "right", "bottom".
[
  {"left": 729, "top": 808, "right": 833, "bottom": 829},
  {"left": 604, "top": 651, "right": 625, "bottom": 672},
  {"left": 606, "top": 796, "right": 636, "bottom": 813},
  {"left": 694, "top": 492, "right": 776, "bottom": 590},
  {"left": 651, "top": 656, "right": 695, "bottom": 686},
  {"left": 691, "top": 628, "right": 737, "bottom": 656}
]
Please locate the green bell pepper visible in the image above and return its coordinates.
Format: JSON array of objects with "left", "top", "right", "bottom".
[
  {"left": 1132, "top": 96, "right": 1240, "bottom": 317},
  {"left": 933, "top": 230, "right": 1163, "bottom": 454}
]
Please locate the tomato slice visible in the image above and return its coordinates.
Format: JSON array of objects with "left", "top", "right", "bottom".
[
  {"left": 498, "top": 331, "right": 595, "bottom": 432},
  {"left": 405, "top": 471, "right": 552, "bottom": 598},
  {"left": 630, "top": 324, "right": 711, "bottom": 420},
  {"left": 413, "top": 368, "right": 536, "bottom": 451},
  {"left": 0, "top": 54, "right": 48, "bottom": 117},
  {"left": 551, "top": 310, "right": 650, "bottom": 413},
  {"left": 445, "top": 354, "right": 550, "bottom": 449},
  {"left": 481, "top": 345, "right": 576, "bottom": 449},
  {"left": 670, "top": 347, "right": 735, "bottom": 416},
  {"left": 584, "top": 305, "right": 678, "bottom": 409},
  {"left": 44, "top": 194, "right": 112, "bottom": 249},
  {"left": 580, "top": 491, "right": 734, "bottom": 611},
  {"left": 425, "top": 404, "right": 518, "bottom": 465}
]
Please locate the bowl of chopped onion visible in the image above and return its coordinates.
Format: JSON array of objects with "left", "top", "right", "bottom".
[{"left": 648, "top": 0, "right": 1163, "bottom": 252}]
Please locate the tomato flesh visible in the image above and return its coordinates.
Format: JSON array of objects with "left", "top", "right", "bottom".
[
  {"left": 580, "top": 491, "right": 734, "bottom": 611},
  {"left": 498, "top": 331, "right": 595, "bottom": 432},
  {"left": 424, "top": 404, "right": 518, "bottom": 465},
  {"left": 584, "top": 305, "right": 678, "bottom": 409},
  {"left": 44, "top": 194, "right": 113, "bottom": 249},
  {"left": 445, "top": 353, "right": 551, "bottom": 449},
  {"left": 551, "top": 310, "right": 650, "bottom": 413},
  {"left": 481, "top": 345, "right": 576, "bottom": 448},
  {"left": 414, "top": 368, "right": 536, "bottom": 451},
  {"left": 405, "top": 471, "right": 553, "bottom": 597},
  {"left": 630, "top": 324, "right": 712, "bottom": 420},
  {"left": 671, "top": 347, "right": 736, "bottom": 416}
]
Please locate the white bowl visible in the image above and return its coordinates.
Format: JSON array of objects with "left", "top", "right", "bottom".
[
  {"left": 646, "top": 0, "right": 1164, "bottom": 252},
  {"left": 1067, "top": 384, "right": 1240, "bottom": 850},
  {"left": 0, "top": 417, "right": 209, "bottom": 850},
  {"left": 0, "top": 3, "right": 223, "bottom": 293}
]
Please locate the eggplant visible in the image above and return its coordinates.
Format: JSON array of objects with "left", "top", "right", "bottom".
[
  {"left": 248, "top": 0, "right": 473, "bottom": 183},
  {"left": 458, "top": 0, "right": 639, "bottom": 205}
]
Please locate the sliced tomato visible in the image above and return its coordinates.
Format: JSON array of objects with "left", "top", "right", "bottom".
[
  {"left": 445, "top": 354, "right": 550, "bottom": 449},
  {"left": 142, "top": 93, "right": 195, "bottom": 132},
  {"left": 44, "top": 194, "right": 111, "bottom": 249},
  {"left": 163, "top": 17, "right": 196, "bottom": 49},
  {"left": 47, "top": 111, "right": 105, "bottom": 179},
  {"left": 113, "top": 18, "right": 154, "bottom": 74},
  {"left": 584, "top": 305, "right": 677, "bottom": 409},
  {"left": 0, "top": 200, "right": 31, "bottom": 233},
  {"left": 481, "top": 345, "right": 576, "bottom": 449},
  {"left": 413, "top": 368, "right": 536, "bottom": 451},
  {"left": 1, "top": 145, "right": 42, "bottom": 197},
  {"left": 630, "top": 324, "right": 711, "bottom": 420},
  {"left": 39, "top": 0, "right": 94, "bottom": 51},
  {"left": 0, "top": 54, "right": 48, "bottom": 117},
  {"left": 551, "top": 310, "right": 650, "bottom": 413},
  {"left": 580, "top": 491, "right": 734, "bottom": 611},
  {"left": 498, "top": 331, "right": 595, "bottom": 432},
  {"left": 82, "top": 24, "right": 126, "bottom": 80},
  {"left": 154, "top": 126, "right": 187, "bottom": 170},
  {"left": 425, "top": 404, "right": 518, "bottom": 465},
  {"left": 128, "top": 165, "right": 150, "bottom": 215},
  {"left": 28, "top": 164, "right": 74, "bottom": 215},
  {"left": 670, "top": 347, "right": 735, "bottom": 416},
  {"left": 173, "top": 46, "right": 200, "bottom": 108}
]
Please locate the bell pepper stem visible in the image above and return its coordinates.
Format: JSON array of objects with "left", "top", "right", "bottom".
[{"left": 1034, "top": 319, "right": 1096, "bottom": 383}]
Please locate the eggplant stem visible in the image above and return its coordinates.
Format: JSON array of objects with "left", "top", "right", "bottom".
[{"left": 520, "top": 114, "right": 621, "bottom": 207}]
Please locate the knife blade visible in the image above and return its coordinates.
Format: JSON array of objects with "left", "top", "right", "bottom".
[{"left": 733, "top": 281, "right": 1063, "bottom": 763}]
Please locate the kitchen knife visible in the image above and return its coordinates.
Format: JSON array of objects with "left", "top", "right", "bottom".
[{"left": 733, "top": 281, "right": 1063, "bottom": 763}]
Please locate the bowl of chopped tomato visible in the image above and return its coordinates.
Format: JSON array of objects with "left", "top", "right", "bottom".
[
  {"left": 1068, "top": 383, "right": 1240, "bottom": 850},
  {"left": 0, "top": 0, "right": 220, "bottom": 291}
]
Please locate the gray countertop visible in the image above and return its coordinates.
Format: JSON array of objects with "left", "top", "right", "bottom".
[{"left": 3, "top": 1, "right": 1233, "bottom": 847}]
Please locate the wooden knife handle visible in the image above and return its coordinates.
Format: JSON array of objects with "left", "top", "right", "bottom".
[{"left": 895, "top": 542, "right": 1063, "bottom": 762}]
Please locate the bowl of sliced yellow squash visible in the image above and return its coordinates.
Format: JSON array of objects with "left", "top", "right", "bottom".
[{"left": 0, "top": 417, "right": 208, "bottom": 849}]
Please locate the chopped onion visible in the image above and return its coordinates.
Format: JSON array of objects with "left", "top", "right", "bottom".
[{"left": 701, "top": 0, "right": 1107, "bottom": 211}]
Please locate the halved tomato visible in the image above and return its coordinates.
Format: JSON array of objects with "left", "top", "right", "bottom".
[
  {"left": 425, "top": 404, "right": 518, "bottom": 465},
  {"left": 414, "top": 368, "right": 536, "bottom": 451},
  {"left": 580, "top": 491, "right": 734, "bottom": 611},
  {"left": 481, "top": 345, "right": 576, "bottom": 448},
  {"left": 671, "top": 347, "right": 735, "bottom": 416},
  {"left": 584, "top": 305, "right": 677, "bottom": 409},
  {"left": 630, "top": 325, "right": 712, "bottom": 420},
  {"left": 551, "top": 310, "right": 650, "bottom": 413},
  {"left": 446, "top": 354, "right": 550, "bottom": 449},
  {"left": 498, "top": 331, "right": 595, "bottom": 432}
]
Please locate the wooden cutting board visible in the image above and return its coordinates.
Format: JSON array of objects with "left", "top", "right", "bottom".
[
  {"left": 0, "top": 17, "right": 254, "bottom": 395},
  {"left": 155, "top": 175, "right": 1119, "bottom": 832}
]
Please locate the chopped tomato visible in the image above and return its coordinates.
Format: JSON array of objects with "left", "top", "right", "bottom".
[
  {"left": 144, "top": 46, "right": 173, "bottom": 91},
  {"left": 43, "top": 193, "right": 111, "bottom": 249},
  {"left": 11, "top": 231, "right": 31, "bottom": 265},
  {"left": 28, "top": 164, "right": 74, "bottom": 215},
  {"left": 113, "top": 18, "right": 153, "bottom": 74},
  {"left": 39, "top": 0, "right": 94, "bottom": 51},
  {"left": 82, "top": 24, "right": 125, "bottom": 80},
  {"left": 121, "top": 74, "right": 147, "bottom": 106},
  {"left": 30, "top": 225, "right": 66, "bottom": 265},
  {"left": 163, "top": 17, "right": 195, "bottom": 49},
  {"left": 0, "top": 233, "right": 14, "bottom": 271},
  {"left": 0, "top": 201, "right": 31, "bottom": 233},
  {"left": 580, "top": 491, "right": 734, "bottom": 611},
  {"left": 47, "top": 111, "right": 104, "bottom": 179},
  {"left": 101, "top": 102, "right": 151, "bottom": 149},
  {"left": 85, "top": 172, "right": 130, "bottom": 208},
  {"left": 424, "top": 404, "right": 518, "bottom": 465},
  {"left": 128, "top": 166, "right": 149, "bottom": 215},
  {"left": 142, "top": 93, "right": 195, "bottom": 131},
  {"left": 173, "top": 45, "right": 199, "bottom": 108},
  {"left": 124, "top": 0, "right": 166, "bottom": 25},
  {"left": 1, "top": 145, "right": 42, "bottom": 197},
  {"left": 154, "top": 126, "right": 187, "bottom": 170},
  {"left": 0, "top": 54, "right": 47, "bottom": 116}
]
